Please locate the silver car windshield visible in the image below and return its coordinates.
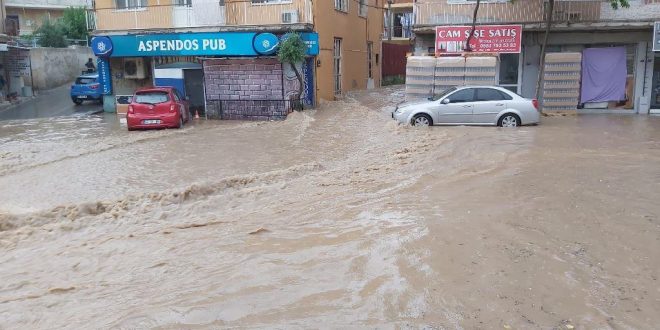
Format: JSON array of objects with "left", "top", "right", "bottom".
[{"left": 430, "top": 87, "right": 457, "bottom": 101}]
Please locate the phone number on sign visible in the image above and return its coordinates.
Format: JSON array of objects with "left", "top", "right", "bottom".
[{"left": 485, "top": 43, "right": 517, "bottom": 48}]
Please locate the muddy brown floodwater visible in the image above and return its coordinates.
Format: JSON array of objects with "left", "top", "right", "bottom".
[{"left": 1, "top": 87, "right": 659, "bottom": 329}]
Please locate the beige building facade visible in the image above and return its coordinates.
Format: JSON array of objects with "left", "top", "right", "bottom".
[{"left": 87, "top": 0, "right": 383, "bottom": 118}]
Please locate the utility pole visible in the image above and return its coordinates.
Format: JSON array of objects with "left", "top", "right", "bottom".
[
  {"left": 0, "top": 0, "right": 6, "bottom": 34},
  {"left": 387, "top": 0, "right": 393, "bottom": 41}
]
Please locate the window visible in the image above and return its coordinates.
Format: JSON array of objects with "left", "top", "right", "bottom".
[
  {"left": 134, "top": 91, "right": 170, "bottom": 104},
  {"left": 174, "top": 0, "right": 191, "bottom": 7},
  {"left": 75, "top": 77, "right": 97, "bottom": 85},
  {"left": 447, "top": 88, "right": 474, "bottom": 103},
  {"left": 252, "top": 0, "right": 292, "bottom": 4},
  {"left": 476, "top": 88, "right": 507, "bottom": 102},
  {"left": 115, "top": 0, "right": 146, "bottom": 10},
  {"left": 335, "top": 0, "right": 348, "bottom": 12},
  {"left": 359, "top": 0, "right": 367, "bottom": 17},
  {"left": 334, "top": 38, "right": 342, "bottom": 95},
  {"left": 432, "top": 87, "right": 458, "bottom": 101},
  {"left": 447, "top": 0, "right": 510, "bottom": 4},
  {"left": 172, "top": 90, "right": 181, "bottom": 101},
  {"left": 367, "top": 42, "right": 373, "bottom": 79},
  {"left": 498, "top": 53, "right": 519, "bottom": 93}
]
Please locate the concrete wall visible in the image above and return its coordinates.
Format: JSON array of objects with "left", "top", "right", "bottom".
[
  {"left": 314, "top": 0, "right": 383, "bottom": 101},
  {"left": 30, "top": 46, "right": 94, "bottom": 90}
]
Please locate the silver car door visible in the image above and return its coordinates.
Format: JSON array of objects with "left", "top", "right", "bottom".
[
  {"left": 473, "top": 88, "right": 508, "bottom": 124},
  {"left": 437, "top": 88, "right": 475, "bottom": 124}
]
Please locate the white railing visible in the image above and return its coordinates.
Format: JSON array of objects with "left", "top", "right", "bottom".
[
  {"left": 414, "top": 0, "right": 602, "bottom": 27},
  {"left": 89, "top": 0, "right": 313, "bottom": 32},
  {"left": 172, "top": 0, "right": 226, "bottom": 28},
  {"left": 5, "top": 0, "right": 89, "bottom": 7},
  {"left": 599, "top": 0, "right": 660, "bottom": 22}
]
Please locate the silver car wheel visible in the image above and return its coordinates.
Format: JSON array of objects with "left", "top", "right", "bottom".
[
  {"left": 501, "top": 115, "right": 518, "bottom": 127},
  {"left": 413, "top": 116, "right": 430, "bottom": 127}
]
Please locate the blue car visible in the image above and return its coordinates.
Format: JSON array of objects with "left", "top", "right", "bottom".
[{"left": 70, "top": 74, "right": 103, "bottom": 105}]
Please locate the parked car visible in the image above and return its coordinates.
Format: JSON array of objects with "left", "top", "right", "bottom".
[
  {"left": 126, "top": 87, "right": 190, "bottom": 131},
  {"left": 70, "top": 74, "right": 103, "bottom": 105},
  {"left": 392, "top": 86, "right": 540, "bottom": 127}
]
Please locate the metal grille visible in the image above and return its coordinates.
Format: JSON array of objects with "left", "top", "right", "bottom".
[
  {"left": 206, "top": 99, "right": 302, "bottom": 120},
  {"left": 334, "top": 38, "right": 342, "bottom": 96}
]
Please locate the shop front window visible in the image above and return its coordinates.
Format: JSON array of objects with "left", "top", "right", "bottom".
[
  {"left": 499, "top": 53, "right": 519, "bottom": 93},
  {"left": 651, "top": 54, "right": 660, "bottom": 109}
]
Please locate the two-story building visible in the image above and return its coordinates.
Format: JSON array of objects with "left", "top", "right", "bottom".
[
  {"left": 4, "top": 0, "right": 89, "bottom": 36},
  {"left": 87, "top": 0, "right": 383, "bottom": 120},
  {"left": 412, "top": 0, "right": 660, "bottom": 114}
]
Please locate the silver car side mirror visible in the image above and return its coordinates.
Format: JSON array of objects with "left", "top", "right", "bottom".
[{"left": 441, "top": 98, "right": 450, "bottom": 104}]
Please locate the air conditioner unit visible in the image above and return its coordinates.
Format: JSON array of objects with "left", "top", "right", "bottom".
[
  {"left": 282, "top": 10, "right": 299, "bottom": 24},
  {"left": 124, "top": 58, "right": 146, "bottom": 79}
]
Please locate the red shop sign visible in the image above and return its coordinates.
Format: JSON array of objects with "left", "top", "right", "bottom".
[{"left": 435, "top": 25, "right": 522, "bottom": 54}]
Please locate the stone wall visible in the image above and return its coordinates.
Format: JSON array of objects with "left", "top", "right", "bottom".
[
  {"left": 203, "top": 58, "right": 289, "bottom": 121},
  {"left": 29, "top": 46, "right": 93, "bottom": 90}
]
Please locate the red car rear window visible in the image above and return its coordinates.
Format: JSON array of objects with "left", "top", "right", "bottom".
[{"left": 134, "top": 91, "right": 169, "bottom": 104}]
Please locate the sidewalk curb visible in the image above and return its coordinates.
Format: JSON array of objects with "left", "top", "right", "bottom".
[
  {"left": 0, "top": 82, "right": 75, "bottom": 114},
  {"left": 0, "top": 97, "right": 37, "bottom": 114}
]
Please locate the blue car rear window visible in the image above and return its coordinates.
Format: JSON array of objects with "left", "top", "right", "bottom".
[{"left": 76, "top": 77, "right": 96, "bottom": 85}]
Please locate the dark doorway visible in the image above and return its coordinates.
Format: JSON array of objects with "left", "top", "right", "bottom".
[
  {"left": 5, "top": 15, "right": 19, "bottom": 36},
  {"left": 184, "top": 69, "right": 205, "bottom": 116}
]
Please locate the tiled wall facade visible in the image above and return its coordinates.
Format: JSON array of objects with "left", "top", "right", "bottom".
[{"left": 203, "top": 58, "right": 289, "bottom": 121}]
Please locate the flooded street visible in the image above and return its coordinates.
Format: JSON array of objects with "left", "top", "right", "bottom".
[{"left": 1, "top": 87, "right": 659, "bottom": 329}]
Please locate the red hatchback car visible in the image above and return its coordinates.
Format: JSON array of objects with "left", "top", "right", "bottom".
[{"left": 127, "top": 87, "right": 190, "bottom": 131}]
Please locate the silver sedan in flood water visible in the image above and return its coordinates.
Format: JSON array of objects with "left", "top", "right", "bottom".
[{"left": 392, "top": 86, "right": 541, "bottom": 127}]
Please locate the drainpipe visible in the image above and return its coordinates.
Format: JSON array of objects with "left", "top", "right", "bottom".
[
  {"left": 0, "top": 0, "right": 5, "bottom": 35},
  {"left": 388, "top": 0, "right": 392, "bottom": 41}
]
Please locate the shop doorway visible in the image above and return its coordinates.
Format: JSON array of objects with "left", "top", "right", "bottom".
[
  {"left": 651, "top": 54, "right": 660, "bottom": 111},
  {"left": 498, "top": 53, "right": 520, "bottom": 94},
  {"left": 183, "top": 69, "right": 204, "bottom": 116}
]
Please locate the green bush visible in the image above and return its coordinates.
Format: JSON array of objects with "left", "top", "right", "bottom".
[
  {"left": 62, "top": 7, "right": 88, "bottom": 41},
  {"left": 383, "top": 75, "right": 405, "bottom": 86},
  {"left": 35, "top": 20, "right": 67, "bottom": 48}
]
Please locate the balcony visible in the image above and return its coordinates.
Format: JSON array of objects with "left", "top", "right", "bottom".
[
  {"left": 384, "top": 4, "right": 414, "bottom": 40},
  {"left": 88, "top": 0, "right": 313, "bottom": 32},
  {"left": 414, "top": 0, "right": 603, "bottom": 30},
  {"left": 5, "top": 0, "right": 89, "bottom": 9}
]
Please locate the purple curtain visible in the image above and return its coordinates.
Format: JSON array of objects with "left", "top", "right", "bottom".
[{"left": 580, "top": 47, "right": 627, "bottom": 104}]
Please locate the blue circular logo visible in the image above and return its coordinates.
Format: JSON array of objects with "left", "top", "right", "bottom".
[
  {"left": 253, "top": 33, "right": 279, "bottom": 55},
  {"left": 91, "top": 36, "right": 113, "bottom": 57}
]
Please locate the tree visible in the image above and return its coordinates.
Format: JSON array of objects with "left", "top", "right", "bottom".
[
  {"left": 464, "top": 0, "right": 481, "bottom": 52},
  {"left": 535, "top": 0, "right": 630, "bottom": 104},
  {"left": 61, "top": 7, "right": 88, "bottom": 41},
  {"left": 36, "top": 19, "right": 67, "bottom": 48},
  {"left": 278, "top": 32, "right": 307, "bottom": 104}
]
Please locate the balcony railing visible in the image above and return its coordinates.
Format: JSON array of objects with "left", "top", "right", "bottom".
[
  {"left": 88, "top": 0, "right": 313, "bottom": 32},
  {"left": 414, "top": 0, "right": 603, "bottom": 27},
  {"left": 384, "top": 9, "right": 414, "bottom": 39},
  {"left": 384, "top": 25, "right": 414, "bottom": 39},
  {"left": 5, "top": 0, "right": 88, "bottom": 7}
]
